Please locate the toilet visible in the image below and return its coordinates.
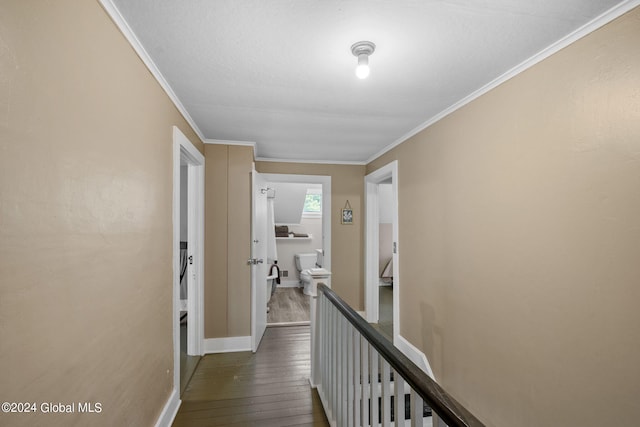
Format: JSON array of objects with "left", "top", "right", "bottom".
[{"left": 294, "top": 253, "right": 331, "bottom": 296}]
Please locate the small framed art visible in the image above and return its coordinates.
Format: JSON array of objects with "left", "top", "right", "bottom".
[{"left": 341, "top": 200, "right": 353, "bottom": 225}]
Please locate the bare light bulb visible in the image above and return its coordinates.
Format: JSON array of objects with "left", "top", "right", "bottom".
[
  {"left": 355, "top": 54, "right": 370, "bottom": 79},
  {"left": 351, "top": 41, "right": 375, "bottom": 80}
]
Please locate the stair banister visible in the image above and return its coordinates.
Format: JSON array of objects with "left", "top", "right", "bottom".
[{"left": 310, "top": 282, "right": 485, "bottom": 427}]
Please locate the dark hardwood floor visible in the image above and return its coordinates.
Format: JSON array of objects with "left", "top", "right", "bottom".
[
  {"left": 172, "top": 325, "right": 329, "bottom": 426},
  {"left": 180, "top": 315, "right": 201, "bottom": 396}
]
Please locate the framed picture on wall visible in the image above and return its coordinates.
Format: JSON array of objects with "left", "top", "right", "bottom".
[{"left": 341, "top": 207, "right": 353, "bottom": 225}]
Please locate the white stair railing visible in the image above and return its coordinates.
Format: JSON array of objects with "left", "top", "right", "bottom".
[{"left": 310, "top": 283, "right": 485, "bottom": 427}]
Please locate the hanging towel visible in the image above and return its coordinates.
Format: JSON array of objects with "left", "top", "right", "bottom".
[
  {"left": 269, "top": 263, "right": 281, "bottom": 298},
  {"left": 269, "top": 263, "right": 281, "bottom": 285},
  {"left": 179, "top": 241, "right": 188, "bottom": 299}
]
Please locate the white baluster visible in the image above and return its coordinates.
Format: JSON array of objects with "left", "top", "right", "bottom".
[
  {"left": 341, "top": 317, "right": 348, "bottom": 427},
  {"left": 346, "top": 323, "right": 354, "bottom": 427},
  {"left": 353, "top": 327, "right": 361, "bottom": 427},
  {"left": 320, "top": 296, "right": 327, "bottom": 397},
  {"left": 310, "top": 283, "right": 319, "bottom": 387},
  {"left": 393, "top": 370, "right": 405, "bottom": 426},
  {"left": 380, "top": 357, "right": 391, "bottom": 427},
  {"left": 370, "top": 346, "right": 379, "bottom": 427},
  {"left": 361, "top": 336, "right": 370, "bottom": 427},
  {"left": 335, "top": 314, "right": 342, "bottom": 424},
  {"left": 331, "top": 304, "right": 338, "bottom": 423},
  {"left": 410, "top": 389, "right": 423, "bottom": 427}
]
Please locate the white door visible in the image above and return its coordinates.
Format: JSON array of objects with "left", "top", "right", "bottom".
[{"left": 251, "top": 170, "right": 269, "bottom": 352}]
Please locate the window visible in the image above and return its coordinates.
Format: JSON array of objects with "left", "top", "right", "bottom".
[{"left": 303, "top": 189, "right": 322, "bottom": 217}]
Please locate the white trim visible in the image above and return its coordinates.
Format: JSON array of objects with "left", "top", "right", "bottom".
[
  {"left": 364, "top": 161, "right": 400, "bottom": 345},
  {"left": 396, "top": 335, "right": 435, "bottom": 381},
  {"left": 256, "top": 157, "right": 366, "bottom": 166},
  {"left": 205, "top": 139, "right": 257, "bottom": 159},
  {"left": 316, "top": 385, "right": 337, "bottom": 427},
  {"left": 268, "top": 321, "right": 310, "bottom": 327},
  {"left": 204, "top": 138, "right": 257, "bottom": 147},
  {"left": 98, "top": 1, "right": 205, "bottom": 141},
  {"left": 174, "top": 127, "right": 205, "bottom": 359},
  {"left": 153, "top": 389, "right": 180, "bottom": 427},
  {"left": 250, "top": 169, "right": 269, "bottom": 352},
  {"left": 364, "top": 181, "right": 380, "bottom": 323},
  {"left": 172, "top": 127, "right": 205, "bottom": 407},
  {"left": 204, "top": 336, "right": 252, "bottom": 354},
  {"left": 278, "top": 280, "right": 301, "bottom": 288},
  {"left": 186, "top": 156, "right": 205, "bottom": 356},
  {"left": 366, "top": 0, "right": 640, "bottom": 164}
]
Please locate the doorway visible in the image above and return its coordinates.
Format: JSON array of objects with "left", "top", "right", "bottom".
[
  {"left": 259, "top": 174, "right": 331, "bottom": 327},
  {"left": 365, "top": 161, "right": 399, "bottom": 344},
  {"left": 172, "top": 127, "right": 204, "bottom": 397}
]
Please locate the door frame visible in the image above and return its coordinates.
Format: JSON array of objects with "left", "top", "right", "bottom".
[
  {"left": 364, "top": 161, "right": 399, "bottom": 344},
  {"left": 172, "top": 126, "right": 205, "bottom": 394},
  {"left": 250, "top": 169, "right": 269, "bottom": 352},
  {"left": 260, "top": 173, "right": 332, "bottom": 274}
]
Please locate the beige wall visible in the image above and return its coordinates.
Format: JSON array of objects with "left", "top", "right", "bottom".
[
  {"left": 368, "top": 8, "right": 640, "bottom": 427},
  {"left": 204, "top": 145, "right": 253, "bottom": 338},
  {"left": 256, "top": 162, "right": 366, "bottom": 309},
  {"left": 0, "top": 1, "right": 202, "bottom": 426}
]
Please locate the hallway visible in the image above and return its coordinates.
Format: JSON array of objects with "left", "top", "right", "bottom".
[{"left": 172, "top": 326, "right": 329, "bottom": 426}]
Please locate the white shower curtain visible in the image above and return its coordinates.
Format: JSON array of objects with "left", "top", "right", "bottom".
[{"left": 266, "top": 197, "right": 278, "bottom": 263}]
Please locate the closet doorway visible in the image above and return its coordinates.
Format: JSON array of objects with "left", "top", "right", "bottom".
[
  {"left": 365, "top": 161, "right": 399, "bottom": 344},
  {"left": 172, "top": 127, "right": 204, "bottom": 397},
  {"left": 261, "top": 174, "right": 331, "bottom": 326}
]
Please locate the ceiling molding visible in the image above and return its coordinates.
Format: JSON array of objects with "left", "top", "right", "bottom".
[
  {"left": 204, "top": 139, "right": 257, "bottom": 147},
  {"left": 255, "top": 157, "right": 367, "bottom": 166},
  {"left": 204, "top": 139, "right": 257, "bottom": 157},
  {"left": 366, "top": 0, "right": 640, "bottom": 165},
  {"left": 98, "top": 0, "right": 205, "bottom": 142},
  {"left": 102, "top": 0, "right": 639, "bottom": 165}
]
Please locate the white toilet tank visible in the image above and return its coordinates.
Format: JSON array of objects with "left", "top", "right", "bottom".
[{"left": 295, "top": 253, "right": 317, "bottom": 271}]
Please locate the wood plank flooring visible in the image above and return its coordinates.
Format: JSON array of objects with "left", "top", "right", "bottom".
[
  {"left": 180, "top": 318, "right": 201, "bottom": 395},
  {"left": 172, "top": 326, "right": 329, "bottom": 427},
  {"left": 377, "top": 285, "right": 393, "bottom": 340},
  {"left": 267, "top": 287, "right": 310, "bottom": 324}
]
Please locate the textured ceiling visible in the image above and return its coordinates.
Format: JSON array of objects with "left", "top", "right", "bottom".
[{"left": 110, "top": 0, "right": 629, "bottom": 163}]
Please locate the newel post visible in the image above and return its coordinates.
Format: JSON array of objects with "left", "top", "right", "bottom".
[{"left": 309, "top": 280, "right": 321, "bottom": 388}]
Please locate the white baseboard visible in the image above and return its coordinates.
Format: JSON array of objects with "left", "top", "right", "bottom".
[
  {"left": 396, "top": 334, "right": 435, "bottom": 381},
  {"left": 203, "top": 336, "right": 251, "bottom": 353},
  {"left": 356, "top": 311, "right": 366, "bottom": 319},
  {"left": 278, "top": 280, "right": 300, "bottom": 288},
  {"left": 154, "top": 389, "right": 180, "bottom": 427}
]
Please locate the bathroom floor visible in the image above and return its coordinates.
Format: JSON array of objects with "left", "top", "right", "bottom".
[{"left": 267, "top": 287, "right": 310, "bottom": 324}]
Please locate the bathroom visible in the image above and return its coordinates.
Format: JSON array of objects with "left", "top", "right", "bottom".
[{"left": 265, "top": 180, "right": 329, "bottom": 325}]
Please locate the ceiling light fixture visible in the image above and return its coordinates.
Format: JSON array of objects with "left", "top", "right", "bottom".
[{"left": 351, "top": 41, "right": 376, "bottom": 79}]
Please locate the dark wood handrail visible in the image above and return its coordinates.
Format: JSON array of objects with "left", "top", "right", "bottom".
[{"left": 317, "top": 283, "right": 485, "bottom": 427}]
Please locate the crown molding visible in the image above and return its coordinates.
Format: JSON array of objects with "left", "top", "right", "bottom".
[
  {"left": 204, "top": 139, "right": 256, "bottom": 147},
  {"left": 366, "top": 0, "right": 640, "bottom": 165},
  {"left": 98, "top": 0, "right": 205, "bottom": 142},
  {"left": 255, "top": 157, "right": 366, "bottom": 166},
  {"left": 204, "top": 139, "right": 257, "bottom": 158}
]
